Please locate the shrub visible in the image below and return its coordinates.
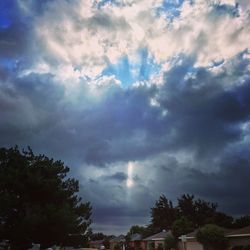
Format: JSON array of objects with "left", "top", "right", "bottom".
[
  {"left": 232, "top": 246, "right": 244, "bottom": 250},
  {"left": 196, "top": 224, "right": 229, "bottom": 250},
  {"left": 172, "top": 216, "right": 194, "bottom": 238},
  {"left": 114, "top": 244, "right": 121, "bottom": 250},
  {"left": 157, "top": 243, "right": 164, "bottom": 250},
  {"left": 164, "top": 235, "right": 177, "bottom": 250},
  {"left": 148, "top": 242, "right": 155, "bottom": 250}
]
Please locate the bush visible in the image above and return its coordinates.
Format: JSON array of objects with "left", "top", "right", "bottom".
[
  {"left": 232, "top": 246, "right": 244, "bottom": 250},
  {"left": 157, "top": 243, "right": 164, "bottom": 250},
  {"left": 196, "top": 224, "right": 229, "bottom": 250},
  {"left": 172, "top": 216, "right": 194, "bottom": 238},
  {"left": 114, "top": 244, "right": 121, "bottom": 250},
  {"left": 164, "top": 235, "right": 177, "bottom": 250},
  {"left": 148, "top": 242, "right": 155, "bottom": 250}
]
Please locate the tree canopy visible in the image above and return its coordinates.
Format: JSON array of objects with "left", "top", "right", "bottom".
[
  {"left": 126, "top": 193, "right": 250, "bottom": 246},
  {"left": 150, "top": 194, "right": 237, "bottom": 233},
  {"left": 128, "top": 225, "right": 146, "bottom": 235},
  {"left": 0, "top": 146, "right": 92, "bottom": 250},
  {"left": 164, "top": 234, "right": 177, "bottom": 250},
  {"left": 151, "top": 195, "right": 176, "bottom": 231},
  {"left": 172, "top": 216, "right": 194, "bottom": 238}
]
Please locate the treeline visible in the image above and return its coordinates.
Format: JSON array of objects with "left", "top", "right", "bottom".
[{"left": 128, "top": 194, "right": 250, "bottom": 238}]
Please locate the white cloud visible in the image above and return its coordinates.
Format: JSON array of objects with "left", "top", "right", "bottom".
[{"left": 20, "top": 0, "right": 249, "bottom": 84}]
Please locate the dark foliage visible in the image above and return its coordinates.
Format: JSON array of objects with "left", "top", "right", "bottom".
[
  {"left": 196, "top": 224, "right": 229, "bottom": 250},
  {"left": 0, "top": 146, "right": 92, "bottom": 250},
  {"left": 150, "top": 193, "right": 239, "bottom": 234},
  {"left": 172, "top": 216, "right": 194, "bottom": 238},
  {"left": 91, "top": 232, "right": 107, "bottom": 240},
  {"left": 233, "top": 216, "right": 250, "bottom": 228},
  {"left": 151, "top": 195, "right": 176, "bottom": 230},
  {"left": 164, "top": 235, "right": 177, "bottom": 250}
]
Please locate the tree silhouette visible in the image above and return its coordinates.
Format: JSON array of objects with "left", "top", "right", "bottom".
[
  {"left": 0, "top": 146, "right": 92, "bottom": 250},
  {"left": 151, "top": 195, "right": 176, "bottom": 230}
]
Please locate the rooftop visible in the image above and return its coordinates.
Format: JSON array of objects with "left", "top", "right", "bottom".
[
  {"left": 227, "top": 226, "right": 250, "bottom": 237},
  {"left": 143, "top": 230, "right": 171, "bottom": 241},
  {"left": 180, "top": 225, "right": 250, "bottom": 240},
  {"left": 130, "top": 233, "right": 143, "bottom": 241}
]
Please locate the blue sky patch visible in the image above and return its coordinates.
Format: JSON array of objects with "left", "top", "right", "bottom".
[
  {"left": 0, "top": 1, "right": 15, "bottom": 29},
  {"left": 0, "top": 58, "right": 18, "bottom": 71},
  {"left": 102, "top": 49, "right": 161, "bottom": 87},
  {"left": 155, "top": 0, "right": 184, "bottom": 22},
  {"left": 102, "top": 55, "right": 133, "bottom": 87}
]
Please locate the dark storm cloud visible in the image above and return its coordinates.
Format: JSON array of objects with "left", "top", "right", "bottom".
[
  {"left": 93, "top": 204, "right": 148, "bottom": 221},
  {"left": 156, "top": 53, "right": 250, "bottom": 159},
  {"left": 0, "top": 23, "right": 28, "bottom": 59},
  {"left": 79, "top": 176, "right": 155, "bottom": 231},
  {"left": 181, "top": 156, "right": 250, "bottom": 215},
  {"left": 0, "top": 1, "right": 31, "bottom": 60},
  {"left": 0, "top": 74, "right": 163, "bottom": 166},
  {"left": 1, "top": 52, "right": 250, "bottom": 168},
  {"left": 102, "top": 172, "right": 128, "bottom": 182},
  {"left": 0, "top": 73, "right": 64, "bottom": 146},
  {"left": 0, "top": 0, "right": 61, "bottom": 74},
  {"left": 81, "top": 85, "right": 167, "bottom": 165}
]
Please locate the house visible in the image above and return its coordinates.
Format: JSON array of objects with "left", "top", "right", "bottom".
[
  {"left": 143, "top": 230, "right": 172, "bottom": 250},
  {"left": 178, "top": 229, "right": 203, "bottom": 250},
  {"left": 178, "top": 226, "right": 250, "bottom": 250},
  {"left": 89, "top": 239, "right": 105, "bottom": 249},
  {"left": 110, "top": 235, "right": 126, "bottom": 250},
  {"left": 226, "top": 225, "right": 250, "bottom": 249},
  {"left": 178, "top": 227, "right": 233, "bottom": 250},
  {"left": 128, "top": 233, "right": 146, "bottom": 250}
]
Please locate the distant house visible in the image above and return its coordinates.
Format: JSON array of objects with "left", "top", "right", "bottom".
[
  {"left": 128, "top": 233, "right": 146, "bottom": 250},
  {"left": 226, "top": 225, "right": 250, "bottom": 248},
  {"left": 178, "top": 229, "right": 203, "bottom": 250},
  {"left": 110, "top": 235, "right": 126, "bottom": 250},
  {"left": 143, "top": 230, "right": 172, "bottom": 250},
  {"left": 178, "top": 226, "right": 250, "bottom": 250},
  {"left": 89, "top": 239, "right": 105, "bottom": 249}
]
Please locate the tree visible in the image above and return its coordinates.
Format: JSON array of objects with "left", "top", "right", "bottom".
[
  {"left": 164, "top": 234, "right": 177, "bottom": 250},
  {"left": 172, "top": 216, "right": 194, "bottom": 238},
  {"left": 177, "top": 194, "right": 196, "bottom": 223},
  {"left": 91, "top": 232, "right": 106, "bottom": 240},
  {"left": 196, "top": 224, "right": 229, "bottom": 250},
  {"left": 213, "top": 212, "right": 233, "bottom": 228},
  {"left": 114, "top": 243, "right": 122, "bottom": 250},
  {"left": 0, "top": 146, "right": 92, "bottom": 250},
  {"left": 194, "top": 199, "right": 217, "bottom": 226},
  {"left": 176, "top": 194, "right": 233, "bottom": 228},
  {"left": 151, "top": 195, "right": 176, "bottom": 231},
  {"left": 233, "top": 216, "right": 250, "bottom": 228},
  {"left": 128, "top": 225, "right": 147, "bottom": 236},
  {"left": 103, "top": 238, "right": 110, "bottom": 249}
]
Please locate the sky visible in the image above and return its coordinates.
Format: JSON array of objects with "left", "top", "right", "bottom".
[{"left": 0, "top": 0, "right": 250, "bottom": 235}]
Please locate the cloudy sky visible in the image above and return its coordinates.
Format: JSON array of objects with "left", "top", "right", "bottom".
[{"left": 1, "top": 0, "right": 250, "bottom": 235}]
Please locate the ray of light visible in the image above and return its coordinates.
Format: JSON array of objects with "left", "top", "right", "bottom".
[{"left": 126, "top": 162, "right": 134, "bottom": 188}]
